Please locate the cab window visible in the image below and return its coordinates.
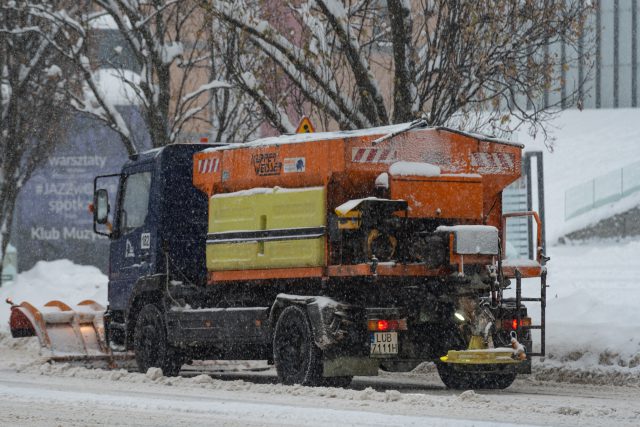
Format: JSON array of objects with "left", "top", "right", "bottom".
[{"left": 119, "top": 171, "right": 151, "bottom": 233}]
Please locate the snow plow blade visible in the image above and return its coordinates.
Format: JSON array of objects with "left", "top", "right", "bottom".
[
  {"left": 7, "top": 298, "right": 132, "bottom": 362},
  {"left": 440, "top": 349, "right": 521, "bottom": 365}
]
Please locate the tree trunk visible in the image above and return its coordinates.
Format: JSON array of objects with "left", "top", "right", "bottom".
[{"left": 388, "top": 0, "right": 416, "bottom": 123}]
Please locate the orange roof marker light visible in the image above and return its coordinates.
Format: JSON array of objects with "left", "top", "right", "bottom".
[{"left": 295, "top": 116, "right": 315, "bottom": 133}]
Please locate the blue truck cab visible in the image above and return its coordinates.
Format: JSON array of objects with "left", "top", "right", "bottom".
[{"left": 93, "top": 143, "right": 222, "bottom": 351}]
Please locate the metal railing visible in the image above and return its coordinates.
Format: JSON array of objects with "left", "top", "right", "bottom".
[{"left": 564, "top": 160, "right": 640, "bottom": 220}]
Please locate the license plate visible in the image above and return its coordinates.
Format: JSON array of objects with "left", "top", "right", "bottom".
[{"left": 370, "top": 332, "right": 398, "bottom": 356}]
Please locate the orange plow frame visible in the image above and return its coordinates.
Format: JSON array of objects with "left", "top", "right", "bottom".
[{"left": 7, "top": 298, "right": 133, "bottom": 362}]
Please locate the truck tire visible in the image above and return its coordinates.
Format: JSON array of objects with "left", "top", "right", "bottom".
[
  {"left": 436, "top": 362, "right": 516, "bottom": 390},
  {"left": 273, "top": 305, "right": 324, "bottom": 386},
  {"left": 134, "top": 304, "right": 183, "bottom": 377}
]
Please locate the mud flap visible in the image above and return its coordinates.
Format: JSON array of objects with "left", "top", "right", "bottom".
[{"left": 272, "top": 293, "right": 353, "bottom": 351}]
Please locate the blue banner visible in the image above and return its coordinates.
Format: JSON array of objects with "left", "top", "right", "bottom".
[{"left": 15, "top": 107, "right": 150, "bottom": 273}]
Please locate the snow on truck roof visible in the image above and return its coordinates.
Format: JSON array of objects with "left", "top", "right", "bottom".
[
  {"left": 200, "top": 123, "right": 524, "bottom": 153},
  {"left": 131, "top": 142, "right": 226, "bottom": 161}
]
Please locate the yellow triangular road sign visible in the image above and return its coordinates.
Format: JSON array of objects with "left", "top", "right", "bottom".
[{"left": 296, "top": 116, "right": 315, "bottom": 133}]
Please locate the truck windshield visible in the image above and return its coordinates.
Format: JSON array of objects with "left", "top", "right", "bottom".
[{"left": 119, "top": 171, "right": 152, "bottom": 233}]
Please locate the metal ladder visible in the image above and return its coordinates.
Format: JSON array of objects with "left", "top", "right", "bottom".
[{"left": 515, "top": 269, "right": 547, "bottom": 357}]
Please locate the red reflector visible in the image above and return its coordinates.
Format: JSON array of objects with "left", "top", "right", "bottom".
[
  {"left": 368, "top": 318, "right": 408, "bottom": 331},
  {"left": 502, "top": 317, "right": 532, "bottom": 330}
]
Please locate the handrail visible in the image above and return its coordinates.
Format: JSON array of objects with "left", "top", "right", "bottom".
[{"left": 565, "top": 160, "right": 640, "bottom": 220}]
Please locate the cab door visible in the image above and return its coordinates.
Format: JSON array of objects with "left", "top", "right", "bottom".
[{"left": 108, "top": 163, "right": 155, "bottom": 312}]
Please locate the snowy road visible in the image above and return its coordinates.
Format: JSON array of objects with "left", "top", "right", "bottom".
[
  {"left": 0, "top": 370, "right": 525, "bottom": 427},
  {"left": 1, "top": 342, "right": 638, "bottom": 427}
]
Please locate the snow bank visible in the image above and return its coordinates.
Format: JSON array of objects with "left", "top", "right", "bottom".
[
  {"left": 515, "top": 108, "right": 640, "bottom": 241},
  {"left": 0, "top": 260, "right": 107, "bottom": 333},
  {"left": 518, "top": 239, "right": 640, "bottom": 373}
]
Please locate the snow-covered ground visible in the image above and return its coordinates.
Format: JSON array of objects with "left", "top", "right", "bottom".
[
  {"left": 0, "top": 259, "right": 107, "bottom": 330},
  {"left": 1, "top": 336, "right": 639, "bottom": 426},
  {"left": 528, "top": 239, "right": 640, "bottom": 374}
]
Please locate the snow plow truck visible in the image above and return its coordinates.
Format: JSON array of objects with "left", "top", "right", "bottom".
[{"left": 7, "top": 121, "right": 548, "bottom": 389}]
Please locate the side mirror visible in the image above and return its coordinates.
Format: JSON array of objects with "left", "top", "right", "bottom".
[{"left": 94, "top": 189, "right": 110, "bottom": 225}]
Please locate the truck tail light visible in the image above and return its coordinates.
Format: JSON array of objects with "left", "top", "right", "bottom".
[
  {"left": 502, "top": 317, "right": 531, "bottom": 330},
  {"left": 368, "top": 319, "right": 407, "bottom": 331}
]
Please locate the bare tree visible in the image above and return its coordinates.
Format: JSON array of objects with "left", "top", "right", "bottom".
[
  {"left": 40, "top": 1, "right": 252, "bottom": 152},
  {"left": 206, "top": 0, "right": 593, "bottom": 142},
  {"left": 0, "top": 0, "right": 69, "bottom": 274},
  {"left": 206, "top": 17, "right": 265, "bottom": 142}
]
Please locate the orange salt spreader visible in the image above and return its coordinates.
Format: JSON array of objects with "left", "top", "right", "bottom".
[{"left": 190, "top": 121, "right": 548, "bottom": 388}]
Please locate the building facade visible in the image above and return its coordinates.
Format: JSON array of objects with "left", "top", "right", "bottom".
[{"left": 552, "top": 0, "right": 640, "bottom": 109}]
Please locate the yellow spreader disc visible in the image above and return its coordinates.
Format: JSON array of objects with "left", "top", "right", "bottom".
[{"left": 440, "top": 348, "right": 521, "bottom": 365}]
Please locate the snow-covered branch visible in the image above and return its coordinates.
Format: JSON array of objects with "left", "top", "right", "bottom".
[
  {"left": 209, "top": 0, "right": 373, "bottom": 129},
  {"left": 0, "top": 0, "right": 73, "bottom": 272},
  {"left": 208, "top": 0, "right": 592, "bottom": 143},
  {"left": 181, "top": 80, "right": 231, "bottom": 105},
  {"left": 311, "top": 0, "right": 388, "bottom": 125}
]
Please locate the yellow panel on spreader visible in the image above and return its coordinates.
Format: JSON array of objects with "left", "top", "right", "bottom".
[{"left": 207, "top": 187, "right": 326, "bottom": 271}]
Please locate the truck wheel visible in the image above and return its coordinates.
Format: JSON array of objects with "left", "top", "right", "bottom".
[
  {"left": 436, "top": 363, "right": 516, "bottom": 390},
  {"left": 273, "top": 305, "right": 323, "bottom": 386},
  {"left": 134, "top": 304, "right": 183, "bottom": 377}
]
